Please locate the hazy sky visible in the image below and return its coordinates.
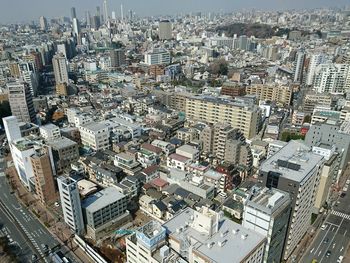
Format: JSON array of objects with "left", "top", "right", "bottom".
[{"left": 0, "top": 0, "right": 349, "bottom": 23}]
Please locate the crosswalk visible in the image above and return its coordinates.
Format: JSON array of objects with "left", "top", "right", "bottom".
[{"left": 331, "top": 210, "right": 350, "bottom": 220}]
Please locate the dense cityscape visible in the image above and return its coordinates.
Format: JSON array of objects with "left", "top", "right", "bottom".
[{"left": 0, "top": 1, "right": 350, "bottom": 263}]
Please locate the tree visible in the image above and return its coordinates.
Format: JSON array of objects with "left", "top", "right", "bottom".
[{"left": 209, "top": 59, "right": 228, "bottom": 76}]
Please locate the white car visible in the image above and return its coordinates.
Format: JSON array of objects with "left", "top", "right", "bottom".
[
  {"left": 337, "top": 255, "right": 343, "bottom": 262},
  {"left": 54, "top": 202, "right": 60, "bottom": 207},
  {"left": 321, "top": 224, "right": 327, "bottom": 230}
]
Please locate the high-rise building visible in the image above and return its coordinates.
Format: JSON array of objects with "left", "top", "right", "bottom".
[
  {"left": 110, "top": 49, "right": 126, "bottom": 69},
  {"left": 7, "top": 81, "right": 36, "bottom": 123},
  {"left": 30, "top": 147, "right": 57, "bottom": 205},
  {"left": 103, "top": 0, "right": 109, "bottom": 22},
  {"left": 3, "top": 116, "right": 21, "bottom": 143},
  {"left": 71, "top": 7, "right": 77, "bottom": 20},
  {"left": 293, "top": 51, "right": 306, "bottom": 83},
  {"left": 159, "top": 20, "right": 172, "bottom": 40},
  {"left": 243, "top": 188, "right": 291, "bottom": 263},
  {"left": 39, "top": 16, "right": 48, "bottom": 31},
  {"left": 259, "top": 140, "right": 324, "bottom": 260},
  {"left": 72, "top": 18, "right": 81, "bottom": 36},
  {"left": 120, "top": 4, "right": 124, "bottom": 21},
  {"left": 52, "top": 53, "right": 69, "bottom": 85},
  {"left": 57, "top": 176, "right": 85, "bottom": 235},
  {"left": 306, "top": 54, "right": 325, "bottom": 86},
  {"left": 313, "top": 63, "right": 350, "bottom": 94}
]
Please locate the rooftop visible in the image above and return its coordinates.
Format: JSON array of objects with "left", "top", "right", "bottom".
[
  {"left": 81, "top": 187, "right": 125, "bottom": 212},
  {"left": 47, "top": 137, "right": 77, "bottom": 149},
  {"left": 260, "top": 140, "right": 324, "bottom": 183},
  {"left": 163, "top": 207, "right": 265, "bottom": 263}
]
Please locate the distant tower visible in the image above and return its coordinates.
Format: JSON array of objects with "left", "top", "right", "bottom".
[
  {"left": 86, "top": 11, "right": 91, "bottom": 27},
  {"left": 39, "top": 16, "right": 48, "bottom": 31},
  {"left": 129, "top": 10, "right": 133, "bottom": 21},
  {"left": 112, "top": 11, "right": 116, "bottom": 20},
  {"left": 293, "top": 51, "right": 306, "bottom": 83},
  {"left": 72, "top": 18, "right": 81, "bottom": 36},
  {"left": 71, "top": 7, "right": 77, "bottom": 20},
  {"left": 103, "top": 0, "right": 109, "bottom": 22},
  {"left": 159, "top": 20, "right": 172, "bottom": 40},
  {"left": 120, "top": 4, "right": 124, "bottom": 21}
]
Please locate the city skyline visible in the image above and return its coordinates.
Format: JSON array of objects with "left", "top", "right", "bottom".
[{"left": 0, "top": 0, "right": 349, "bottom": 23}]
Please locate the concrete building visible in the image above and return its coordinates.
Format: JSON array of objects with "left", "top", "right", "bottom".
[
  {"left": 185, "top": 96, "right": 261, "bottom": 139},
  {"left": 245, "top": 83, "right": 292, "bottom": 106},
  {"left": 305, "top": 120, "right": 350, "bottom": 170},
  {"left": 39, "top": 123, "right": 61, "bottom": 141},
  {"left": 144, "top": 48, "right": 171, "bottom": 65},
  {"left": 243, "top": 188, "right": 291, "bottom": 263},
  {"left": 39, "top": 16, "right": 48, "bottom": 31},
  {"left": 259, "top": 140, "right": 324, "bottom": 260},
  {"left": 47, "top": 137, "right": 79, "bottom": 174},
  {"left": 30, "top": 147, "right": 57, "bottom": 205},
  {"left": 220, "top": 82, "right": 246, "bottom": 98},
  {"left": 110, "top": 49, "right": 126, "bottom": 69},
  {"left": 158, "top": 20, "right": 172, "bottom": 40},
  {"left": 163, "top": 206, "right": 266, "bottom": 263},
  {"left": 79, "top": 122, "right": 110, "bottom": 151},
  {"left": 57, "top": 176, "right": 85, "bottom": 235},
  {"left": 7, "top": 81, "right": 36, "bottom": 123},
  {"left": 293, "top": 51, "right": 305, "bottom": 83},
  {"left": 126, "top": 220, "right": 184, "bottom": 263},
  {"left": 306, "top": 54, "right": 325, "bottom": 86},
  {"left": 52, "top": 53, "right": 69, "bottom": 85},
  {"left": 81, "top": 187, "right": 129, "bottom": 240}
]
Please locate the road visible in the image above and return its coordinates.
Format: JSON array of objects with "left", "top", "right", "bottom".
[
  {"left": 0, "top": 157, "right": 79, "bottom": 262},
  {"left": 301, "top": 181, "right": 350, "bottom": 263}
]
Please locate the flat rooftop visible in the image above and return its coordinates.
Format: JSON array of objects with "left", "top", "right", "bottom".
[
  {"left": 81, "top": 187, "right": 125, "bottom": 212},
  {"left": 260, "top": 140, "right": 324, "bottom": 183},
  {"left": 47, "top": 137, "right": 77, "bottom": 149},
  {"left": 163, "top": 207, "right": 265, "bottom": 263}
]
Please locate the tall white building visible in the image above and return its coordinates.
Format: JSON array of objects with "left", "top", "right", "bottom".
[
  {"left": 52, "top": 53, "right": 69, "bottom": 85},
  {"left": 57, "top": 176, "right": 85, "bottom": 235},
  {"left": 39, "top": 123, "right": 61, "bottom": 141},
  {"left": 313, "top": 63, "right": 350, "bottom": 94},
  {"left": 259, "top": 140, "right": 324, "bottom": 260},
  {"left": 306, "top": 53, "right": 325, "bottom": 86},
  {"left": 39, "top": 16, "right": 48, "bottom": 31},
  {"left": 243, "top": 188, "right": 291, "bottom": 263},
  {"left": 144, "top": 48, "right": 171, "bottom": 65},
  {"left": 72, "top": 18, "right": 81, "bottom": 36}
]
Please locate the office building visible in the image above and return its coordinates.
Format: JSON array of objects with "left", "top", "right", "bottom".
[
  {"left": 103, "top": 0, "right": 108, "bottom": 21},
  {"left": 79, "top": 121, "right": 110, "bottom": 151},
  {"left": 30, "top": 147, "right": 57, "bottom": 205},
  {"left": 52, "top": 53, "right": 69, "bottom": 85},
  {"left": 39, "top": 16, "right": 48, "bottom": 31},
  {"left": 57, "top": 176, "right": 85, "bottom": 235},
  {"left": 144, "top": 48, "right": 171, "bottom": 65},
  {"left": 47, "top": 137, "right": 79, "bottom": 174},
  {"left": 159, "top": 20, "right": 172, "bottom": 40},
  {"left": 243, "top": 188, "right": 291, "bottom": 263},
  {"left": 259, "top": 140, "right": 324, "bottom": 260},
  {"left": 185, "top": 96, "right": 261, "bottom": 139},
  {"left": 163, "top": 206, "right": 266, "bottom": 263},
  {"left": 313, "top": 63, "right": 350, "bottom": 94},
  {"left": 245, "top": 83, "right": 292, "bottom": 106},
  {"left": 7, "top": 81, "right": 36, "bottom": 123},
  {"left": 110, "top": 49, "right": 126, "bottom": 69},
  {"left": 81, "top": 187, "right": 129, "bottom": 240}
]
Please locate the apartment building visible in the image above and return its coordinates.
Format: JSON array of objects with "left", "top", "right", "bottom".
[
  {"left": 259, "top": 140, "right": 324, "bottom": 260},
  {"left": 245, "top": 83, "right": 292, "bottom": 106},
  {"left": 144, "top": 48, "right": 171, "bottom": 65},
  {"left": 39, "top": 123, "right": 61, "bottom": 141},
  {"left": 57, "top": 176, "right": 85, "bottom": 235},
  {"left": 47, "top": 137, "right": 79, "bottom": 174},
  {"left": 185, "top": 96, "right": 261, "bottom": 139},
  {"left": 30, "top": 147, "right": 57, "bottom": 205},
  {"left": 79, "top": 122, "right": 110, "bottom": 151},
  {"left": 81, "top": 187, "right": 129, "bottom": 240}
]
